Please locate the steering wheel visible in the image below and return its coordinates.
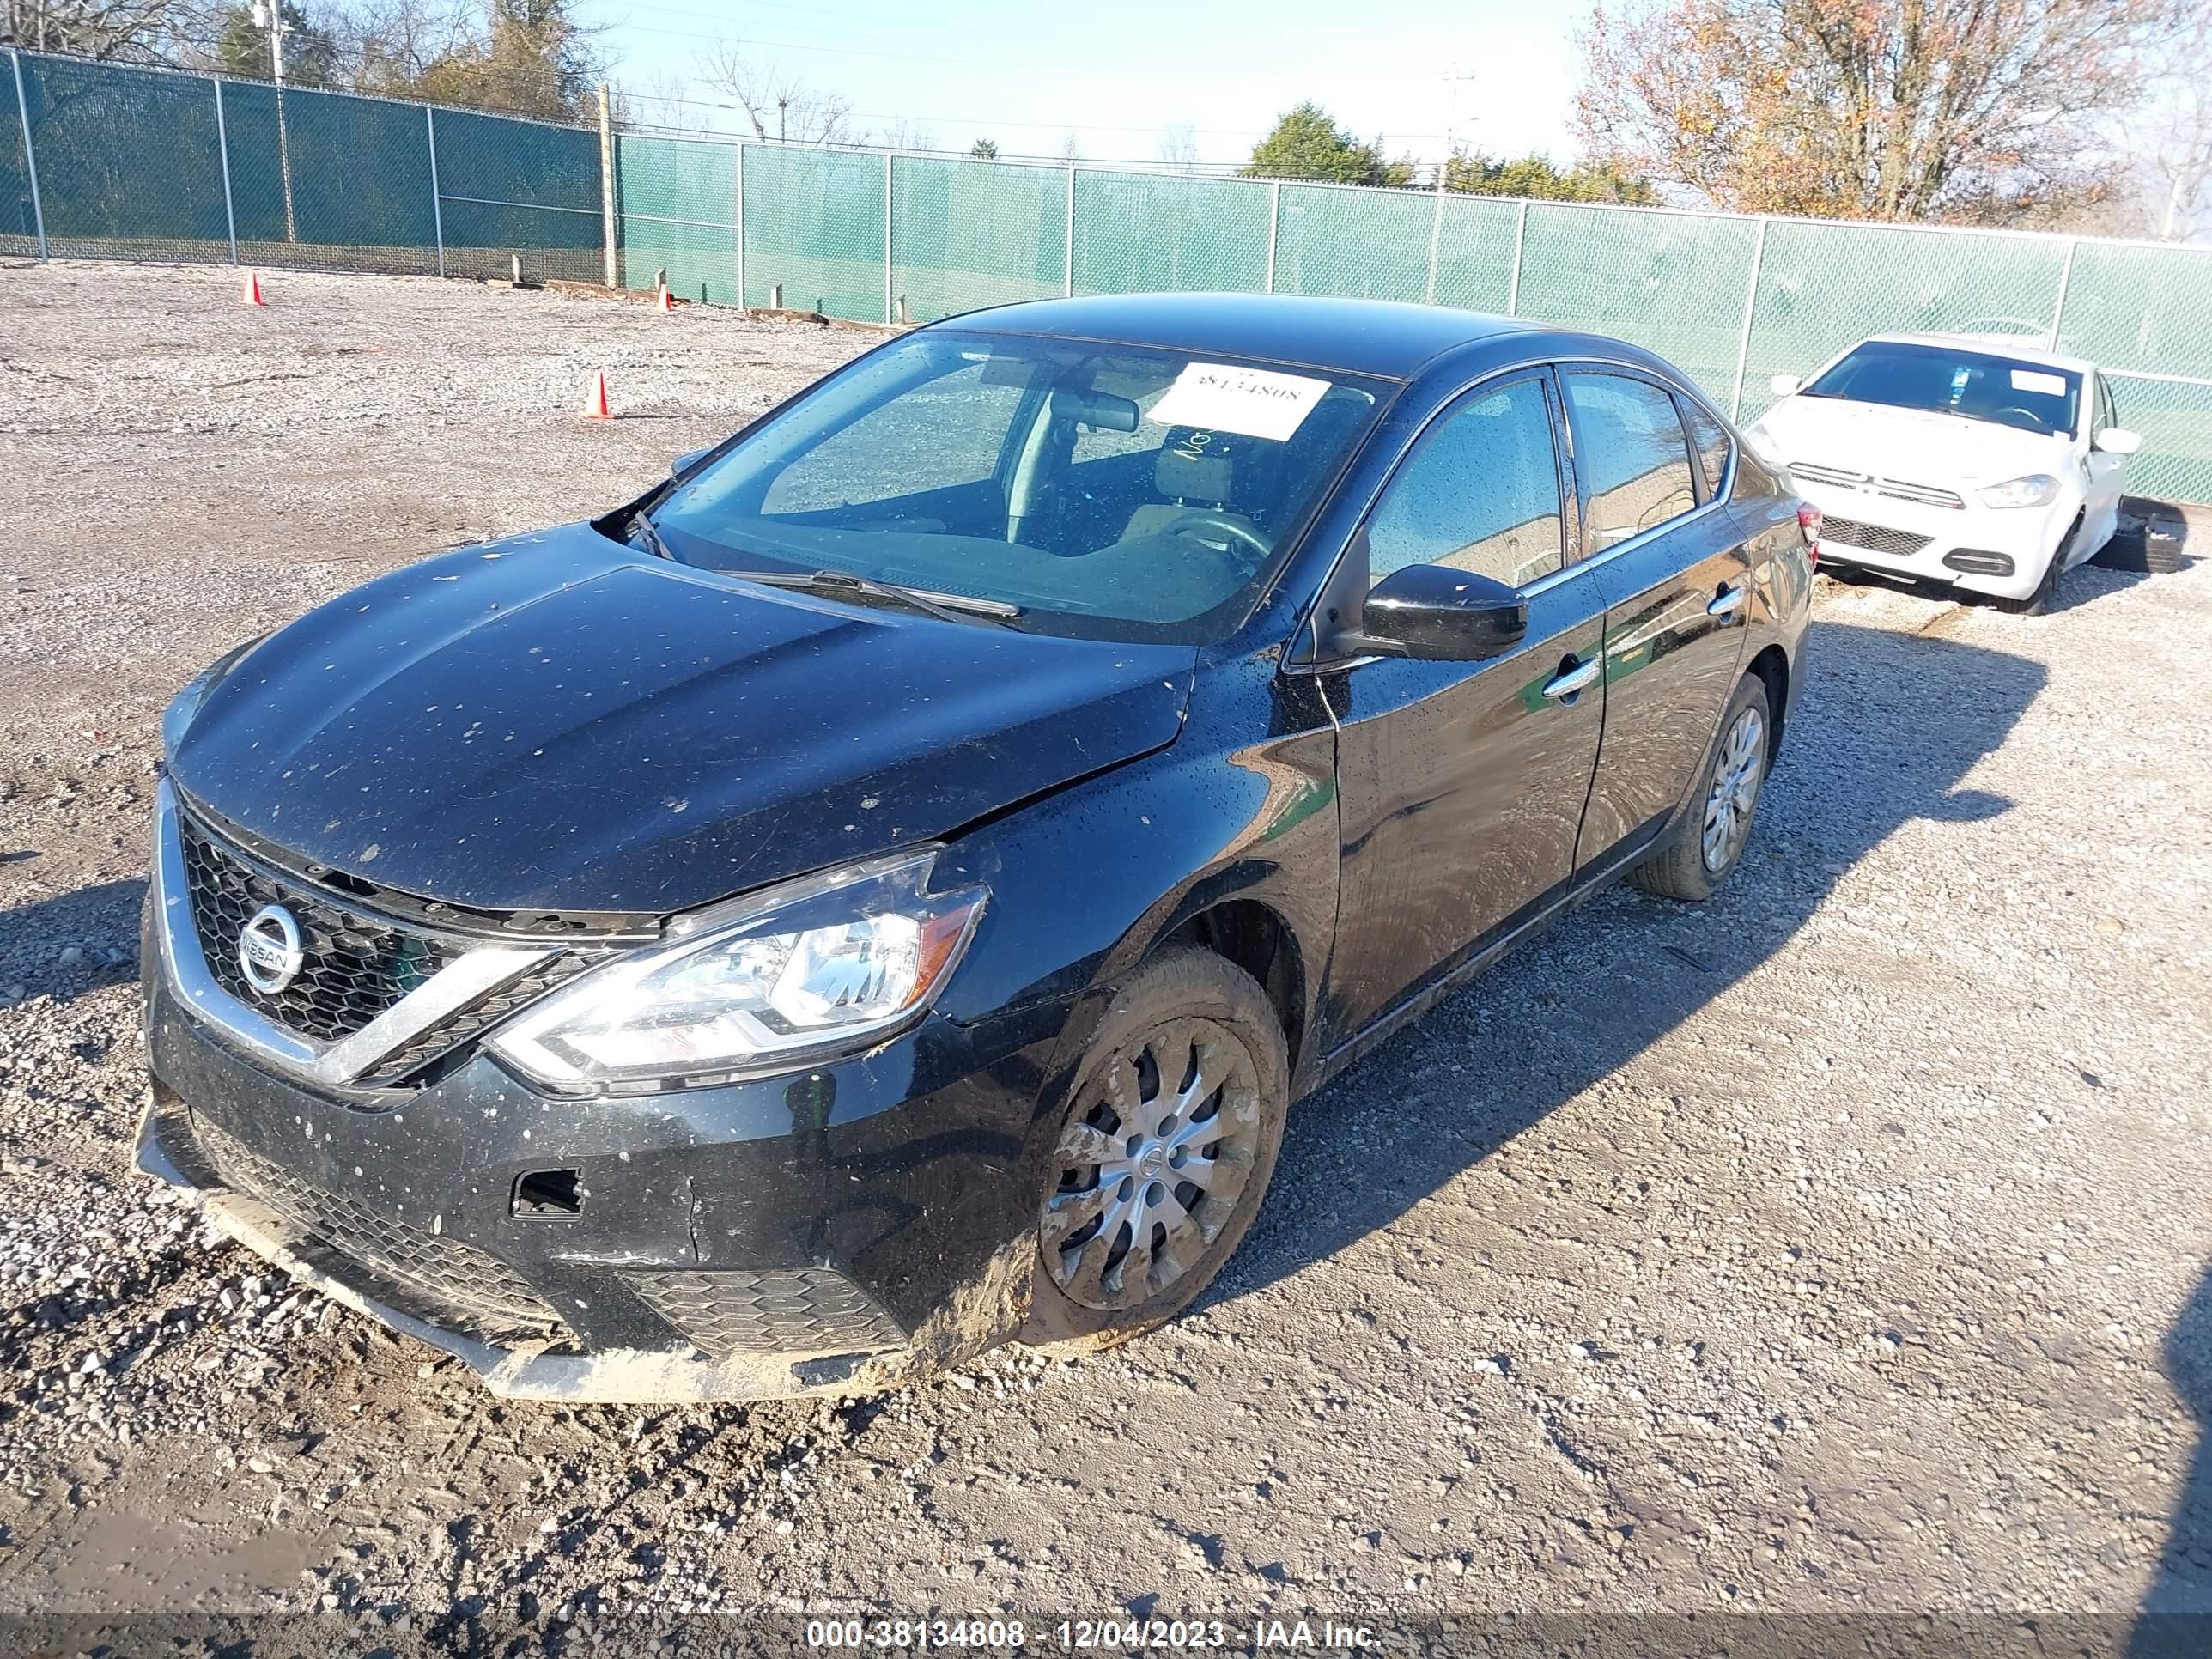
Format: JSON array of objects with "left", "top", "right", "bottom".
[
  {"left": 1991, "top": 406, "right": 2045, "bottom": 432},
  {"left": 1157, "top": 508, "right": 1272, "bottom": 562}
]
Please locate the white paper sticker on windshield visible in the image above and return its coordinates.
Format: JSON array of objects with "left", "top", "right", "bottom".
[
  {"left": 2010, "top": 368, "right": 2066, "bottom": 397},
  {"left": 1147, "top": 362, "right": 1331, "bottom": 441}
]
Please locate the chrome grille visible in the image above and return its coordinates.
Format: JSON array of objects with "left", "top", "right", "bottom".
[
  {"left": 175, "top": 807, "right": 598, "bottom": 1085},
  {"left": 179, "top": 814, "right": 465, "bottom": 1042},
  {"left": 1819, "top": 515, "right": 1933, "bottom": 557},
  {"left": 193, "top": 1115, "right": 564, "bottom": 1341},
  {"left": 1870, "top": 478, "right": 1966, "bottom": 510},
  {"left": 1793, "top": 461, "right": 1966, "bottom": 510}
]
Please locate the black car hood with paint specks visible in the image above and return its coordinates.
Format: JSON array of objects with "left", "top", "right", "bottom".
[{"left": 167, "top": 525, "right": 1198, "bottom": 915}]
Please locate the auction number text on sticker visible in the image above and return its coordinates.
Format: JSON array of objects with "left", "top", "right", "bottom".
[
  {"left": 2010, "top": 368, "right": 2068, "bottom": 398},
  {"left": 1147, "top": 362, "right": 1331, "bottom": 441}
]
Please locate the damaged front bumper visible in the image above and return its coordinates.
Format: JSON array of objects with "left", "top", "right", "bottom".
[{"left": 138, "top": 901, "right": 1072, "bottom": 1402}]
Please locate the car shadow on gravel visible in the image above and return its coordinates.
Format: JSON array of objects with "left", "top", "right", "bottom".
[
  {"left": 0, "top": 878, "right": 145, "bottom": 1002},
  {"left": 1213, "top": 612, "right": 2046, "bottom": 1310},
  {"left": 2135, "top": 1267, "right": 2212, "bottom": 1650}
]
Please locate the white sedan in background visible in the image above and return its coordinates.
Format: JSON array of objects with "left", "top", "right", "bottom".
[{"left": 1745, "top": 334, "right": 2141, "bottom": 614}]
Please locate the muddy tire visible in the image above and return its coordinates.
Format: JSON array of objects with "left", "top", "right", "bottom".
[
  {"left": 1629, "top": 672, "right": 1772, "bottom": 903},
  {"left": 1018, "top": 949, "right": 1288, "bottom": 1352}
]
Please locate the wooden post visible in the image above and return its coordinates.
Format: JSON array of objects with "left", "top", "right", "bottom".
[{"left": 597, "top": 82, "right": 619, "bottom": 289}]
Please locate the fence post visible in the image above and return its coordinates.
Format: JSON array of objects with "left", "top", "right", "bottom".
[
  {"left": 1504, "top": 197, "right": 1528, "bottom": 316},
  {"left": 883, "top": 149, "right": 895, "bottom": 325},
  {"left": 1425, "top": 175, "right": 1443, "bottom": 306},
  {"left": 424, "top": 106, "right": 446, "bottom": 279},
  {"left": 213, "top": 77, "right": 239, "bottom": 265},
  {"left": 1266, "top": 179, "right": 1280, "bottom": 295},
  {"left": 1729, "top": 216, "right": 1771, "bottom": 420},
  {"left": 9, "top": 50, "right": 45, "bottom": 262},
  {"left": 1063, "top": 165, "right": 1075, "bottom": 297},
  {"left": 2047, "top": 238, "right": 2077, "bottom": 353},
  {"left": 733, "top": 141, "right": 744, "bottom": 307},
  {"left": 597, "top": 82, "right": 618, "bottom": 289}
]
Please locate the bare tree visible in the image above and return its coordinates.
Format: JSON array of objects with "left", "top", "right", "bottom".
[
  {"left": 2136, "top": 9, "right": 2212, "bottom": 239},
  {"left": 873, "top": 114, "right": 936, "bottom": 153},
  {"left": 1158, "top": 124, "right": 1200, "bottom": 173},
  {"left": 2, "top": 0, "right": 221, "bottom": 62},
  {"left": 1057, "top": 131, "right": 1080, "bottom": 164},
  {"left": 1577, "top": 0, "right": 2189, "bottom": 224},
  {"left": 700, "top": 37, "right": 853, "bottom": 145}
]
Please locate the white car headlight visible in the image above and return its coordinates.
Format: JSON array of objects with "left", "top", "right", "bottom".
[
  {"left": 487, "top": 848, "right": 986, "bottom": 1095},
  {"left": 1977, "top": 474, "right": 2060, "bottom": 509}
]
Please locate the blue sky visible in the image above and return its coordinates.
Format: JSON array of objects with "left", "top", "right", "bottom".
[{"left": 574, "top": 0, "right": 1589, "bottom": 167}]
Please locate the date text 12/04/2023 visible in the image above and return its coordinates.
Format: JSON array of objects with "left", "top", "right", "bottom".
[{"left": 802, "top": 1619, "right": 1378, "bottom": 1650}]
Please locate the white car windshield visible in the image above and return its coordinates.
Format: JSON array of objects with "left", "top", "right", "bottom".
[
  {"left": 651, "top": 331, "right": 1389, "bottom": 643},
  {"left": 1803, "top": 340, "right": 2081, "bottom": 439}
]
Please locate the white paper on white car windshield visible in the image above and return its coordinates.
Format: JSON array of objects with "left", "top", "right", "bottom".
[
  {"left": 2010, "top": 368, "right": 2067, "bottom": 397},
  {"left": 1147, "top": 362, "right": 1331, "bottom": 441}
]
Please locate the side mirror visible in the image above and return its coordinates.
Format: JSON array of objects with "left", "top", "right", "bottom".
[
  {"left": 2094, "top": 426, "right": 2142, "bottom": 456},
  {"left": 1769, "top": 373, "right": 1802, "bottom": 398},
  {"left": 672, "top": 446, "right": 713, "bottom": 478},
  {"left": 1347, "top": 563, "right": 1527, "bottom": 662}
]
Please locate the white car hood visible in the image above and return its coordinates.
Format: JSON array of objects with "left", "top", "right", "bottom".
[{"left": 1752, "top": 397, "right": 2070, "bottom": 490}]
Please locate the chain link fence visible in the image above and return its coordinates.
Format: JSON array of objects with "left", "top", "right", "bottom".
[{"left": 7, "top": 46, "right": 2212, "bottom": 501}]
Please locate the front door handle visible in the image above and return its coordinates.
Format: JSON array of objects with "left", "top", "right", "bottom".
[
  {"left": 1541, "top": 657, "right": 1601, "bottom": 701},
  {"left": 1707, "top": 582, "right": 1747, "bottom": 619}
]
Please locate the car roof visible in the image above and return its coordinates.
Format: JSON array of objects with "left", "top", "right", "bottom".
[
  {"left": 1862, "top": 331, "right": 2098, "bottom": 375},
  {"left": 934, "top": 292, "right": 1543, "bottom": 380}
]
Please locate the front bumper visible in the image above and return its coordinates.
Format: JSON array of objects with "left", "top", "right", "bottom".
[
  {"left": 1795, "top": 480, "right": 2070, "bottom": 601},
  {"left": 137, "top": 803, "right": 1073, "bottom": 1402}
]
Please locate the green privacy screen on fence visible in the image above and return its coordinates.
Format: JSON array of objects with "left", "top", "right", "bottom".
[{"left": 6, "top": 46, "right": 2212, "bottom": 501}]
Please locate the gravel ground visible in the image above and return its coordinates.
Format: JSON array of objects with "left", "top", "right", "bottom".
[{"left": 0, "top": 261, "right": 2209, "bottom": 1646}]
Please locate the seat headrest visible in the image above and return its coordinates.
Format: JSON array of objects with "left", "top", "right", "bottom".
[{"left": 1154, "top": 429, "right": 1235, "bottom": 504}]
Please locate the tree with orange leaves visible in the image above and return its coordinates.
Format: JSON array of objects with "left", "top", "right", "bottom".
[{"left": 1575, "top": 0, "right": 2192, "bottom": 225}]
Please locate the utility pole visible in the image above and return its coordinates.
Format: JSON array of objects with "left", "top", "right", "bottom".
[
  {"left": 1426, "top": 67, "right": 1476, "bottom": 307},
  {"left": 252, "top": 0, "right": 298, "bottom": 242}
]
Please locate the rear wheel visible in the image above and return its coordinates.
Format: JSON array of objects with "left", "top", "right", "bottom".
[
  {"left": 1020, "top": 949, "right": 1288, "bottom": 1349},
  {"left": 1629, "top": 672, "right": 1772, "bottom": 903}
]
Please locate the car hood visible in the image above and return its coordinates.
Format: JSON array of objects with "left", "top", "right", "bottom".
[
  {"left": 169, "top": 526, "right": 1197, "bottom": 915},
  {"left": 1751, "top": 396, "right": 2072, "bottom": 490}
]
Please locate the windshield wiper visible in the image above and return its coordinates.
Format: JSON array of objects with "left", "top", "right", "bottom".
[
  {"left": 626, "top": 509, "right": 676, "bottom": 562},
  {"left": 735, "top": 568, "right": 1023, "bottom": 627}
]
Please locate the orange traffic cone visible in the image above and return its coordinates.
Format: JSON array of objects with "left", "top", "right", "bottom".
[
  {"left": 655, "top": 283, "right": 675, "bottom": 313},
  {"left": 582, "top": 370, "right": 613, "bottom": 421},
  {"left": 240, "top": 270, "right": 266, "bottom": 307}
]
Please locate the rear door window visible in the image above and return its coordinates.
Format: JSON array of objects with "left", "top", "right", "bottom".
[
  {"left": 1365, "top": 377, "right": 1566, "bottom": 589},
  {"left": 1679, "top": 398, "right": 1732, "bottom": 502},
  {"left": 1561, "top": 372, "right": 1700, "bottom": 552}
]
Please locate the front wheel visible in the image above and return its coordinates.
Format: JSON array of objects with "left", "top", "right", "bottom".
[
  {"left": 1995, "top": 515, "right": 2077, "bottom": 616},
  {"left": 1019, "top": 949, "right": 1289, "bottom": 1351},
  {"left": 1629, "top": 672, "right": 1772, "bottom": 902}
]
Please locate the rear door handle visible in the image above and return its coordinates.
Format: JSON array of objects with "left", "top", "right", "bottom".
[
  {"left": 1541, "top": 658, "right": 1601, "bottom": 701},
  {"left": 1707, "top": 583, "right": 1747, "bottom": 618}
]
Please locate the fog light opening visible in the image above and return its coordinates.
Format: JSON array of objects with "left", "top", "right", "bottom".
[{"left": 512, "top": 1168, "right": 583, "bottom": 1217}]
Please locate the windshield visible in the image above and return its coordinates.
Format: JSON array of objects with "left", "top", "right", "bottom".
[
  {"left": 1803, "top": 340, "right": 2081, "bottom": 438},
  {"left": 650, "top": 331, "right": 1389, "bottom": 643}
]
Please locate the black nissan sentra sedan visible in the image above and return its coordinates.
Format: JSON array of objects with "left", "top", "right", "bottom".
[{"left": 143, "top": 294, "right": 1814, "bottom": 1401}]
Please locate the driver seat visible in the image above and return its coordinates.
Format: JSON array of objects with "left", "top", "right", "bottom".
[{"left": 1122, "top": 429, "right": 1242, "bottom": 542}]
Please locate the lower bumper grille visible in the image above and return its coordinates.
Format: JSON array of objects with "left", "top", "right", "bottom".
[
  {"left": 1820, "top": 514, "right": 1932, "bottom": 557},
  {"left": 191, "top": 1115, "right": 564, "bottom": 1340},
  {"left": 630, "top": 1269, "right": 904, "bottom": 1359}
]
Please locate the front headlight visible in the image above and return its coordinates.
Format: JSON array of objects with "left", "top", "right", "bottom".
[
  {"left": 1977, "top": 474, "right": 2060, "bottom": 509},
  {"left": 486, "top": 848, "right": 987, "bottom": 1095}
]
